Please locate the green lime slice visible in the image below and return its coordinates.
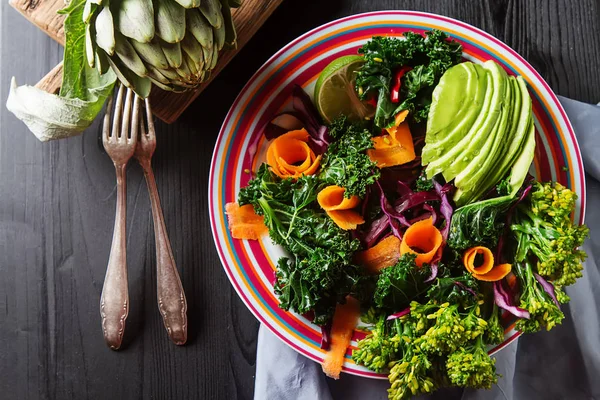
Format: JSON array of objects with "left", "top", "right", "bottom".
[{"left": 314, "top": 55, "right": 375, "bottom": 124}]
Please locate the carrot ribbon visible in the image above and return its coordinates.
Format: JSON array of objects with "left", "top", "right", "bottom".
[
  {"left": 317, "top": 185, "right": 365, "bottom": 230},
  {"left": 462, "top": 246, "right": 512, "bottom": 282},
  {"left": 266, "top": 129, "right": 321, "bottom": 179}
]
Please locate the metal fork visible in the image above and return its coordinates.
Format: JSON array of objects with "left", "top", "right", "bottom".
[
  {"left": 100, "top": 84, "right": 139, "bottom": 350},
  {"left": 135, "top": 98, "right": 188, "bottom": 345}
]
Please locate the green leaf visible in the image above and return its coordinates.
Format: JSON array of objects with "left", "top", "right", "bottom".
[{"left": 6, "top": 0, "right": 116, "bottom": 141}]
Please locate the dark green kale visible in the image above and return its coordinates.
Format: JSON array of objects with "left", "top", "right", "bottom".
[
  {"left": 239, "top": 164, "right": 363, "bottom": 325},
  {"left": 415, "top": 169, "right": 434, "bottom": 192},
  {"left": 373, "top": 253, "right": 432, "bottom": 312},
  {"left": 319, "top": 115, "right": 380, "bottom": 198},
  {"left": 448, "top": 195, "right": 515, "bottom": 251},
  {"left": 355, "top": 30, "right": 462, "bottom": 128}
]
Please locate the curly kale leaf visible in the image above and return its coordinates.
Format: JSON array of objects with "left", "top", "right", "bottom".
[
  {"left": 448, "top": 195, "right": 515, "bottom": 251},
  {"left": 356, "top": 30, "right": 462, "bottom": 128},
  {"left": 373, "top": 253, "right": 432, "bottom": 312},
  {"left": 239, "top": 164, "right": 364, "bottom": 325},
  {"left": 319, "top": 116, "right": 380, "bottom": 198}
]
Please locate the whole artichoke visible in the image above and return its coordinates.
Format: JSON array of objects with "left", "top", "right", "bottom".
[{"left": 83, "top": 0, "right": 240, "bottom": 97}]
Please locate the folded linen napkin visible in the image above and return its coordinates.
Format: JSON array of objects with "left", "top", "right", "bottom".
[{"left": 254, "top": 97, "right": 600, "bottom": 400}]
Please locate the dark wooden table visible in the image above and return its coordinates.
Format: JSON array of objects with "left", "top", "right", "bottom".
[{"left": 1, "top": 1, "right": 599, "bottom": 399}]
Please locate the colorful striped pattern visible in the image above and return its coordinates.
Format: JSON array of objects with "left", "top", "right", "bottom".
[{"left": 209, "top": 11, "right": 586, "bottom": 378}]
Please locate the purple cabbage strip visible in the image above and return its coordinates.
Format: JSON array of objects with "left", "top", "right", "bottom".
[
  {"left": 364, "top": 215, "right": 391, "bottom": 248},
  {"left": 320, "top": 322, "right": 332, "bottom": 350},
  {"left": 396, "top": 180, "right": 414, "bottom": 199},
  {"left": 454, "top": 280, "right": 478, "bottom": 297},
  {"left": 377, "top": 181, "right": 410, "bottom": 233},
  {"left": 495, "top": 184, "right": 533, "bottom": 262},
  {"left": 394, "top": 190, "right": 438, "bottom": 213},
  {"left": 433, "top": 180, "right": 454, "bottom": 241},
  {"left": 424, "top": 262, "right": 439, "bottom": 283},
  {"left": 493, "top": 281, "right": 531, "bottom": 319},
  {"left": 423, "top": 203, "right": 438, "bottom": 225},
  {"left": 534, "top": 273, "right": 560, "bottom": 307},
  {"left": 386, "top": 307, "right": 411, "bottom": 321}
]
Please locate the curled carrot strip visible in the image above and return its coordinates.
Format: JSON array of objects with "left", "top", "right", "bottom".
[
  {"left": 462, "top": 246, "right": 513, "bottom": 282},
  {"left": 462, "top": 246, "right": 495, "bottom": 275},
  {"left": 225, "top": 202, "right": 268, "bottom": 240},
  {"left": 322, "top": 296, "right": 360, "bottom": 380},
  {"left": 367, "top": 121, "right": 416, "bottom": 168},
  {"left": 473, "top": 263, "right": 512, "bottom": 282},
  {"left": 266, "top": 129, "right": 321, "bottom": 179},
  {"left": 317, "top": 185, "right": 364, "bottom": 231},
  {"left": 400, "top": 217, "right": 443, "bottom": 267},
  {"left": 355, "top": 235, "right": 401, "bottom": 274}
]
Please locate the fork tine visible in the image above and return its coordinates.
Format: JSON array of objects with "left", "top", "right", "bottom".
[
  {"left": 120, "top": 88, "right": 134, "bottom": 140},
  {"left": 130, "top": 94, "right": 141, "bottom": 144},
  {"left": 144, "top": 98, "right": 155, "bottom": 138},
  {"left": 111, "top": 84, "right": 126, "bottom": 139},
  {"left": 103, "top": 94, "right": 115, "bottom": 143}
]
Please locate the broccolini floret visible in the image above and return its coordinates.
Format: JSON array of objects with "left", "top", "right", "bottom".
[
  {"left": 514, "top": 260, "right": 565, "bottom": 333},
  {"left": 511, "top": 181, "right": 588, "bottom": 289},
  {"left": 446, "top": 335, "right": 498, "bottom": 389}
]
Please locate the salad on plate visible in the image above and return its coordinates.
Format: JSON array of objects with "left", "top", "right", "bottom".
[{"left": 225, "top": 30, "right": 589, "bottom": 399}]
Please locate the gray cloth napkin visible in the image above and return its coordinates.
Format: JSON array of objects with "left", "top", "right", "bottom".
[{"left": 254, "top": 97, "right": 600, "bottom": 400}]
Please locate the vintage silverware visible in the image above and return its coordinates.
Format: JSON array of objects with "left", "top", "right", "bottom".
[
  {"left": 134, "top": 98, "right": 188, "bottom": 345},
  {"left": 100, "top": 84, "right": 139, "bottom": 350}
]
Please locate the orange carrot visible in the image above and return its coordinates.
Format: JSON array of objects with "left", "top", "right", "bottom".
[
  {"left": 266, "top": 129, "right": 321, "bottom": 179},
  {"left": 367, "top": 121, "right": 416, "bottom": 168},
  {"left": 317, "top": 185, "right": 364, "bottom": 231},
  {"left": 355, "top": 235, "right": 401, "bottom": 274},
  {"left": 394, "top": 110, "right": 409, "bottom": 126},
  {"left": 322, "top": 297, "right": 360, "bottom": 380},
  {"left": 225, "top": 202, "right": 268, "bottom": 240},
  {"left": 506, "top": 272, "right": 518, "bottom": 290},
  {"left": 473, "top": 263, "right": 512, "bottom": 282},
  {"left": 462, "top": 246, "right": 495, "bottom": 275},
  {"left": 400, "top": 217, "right": 443, "bottom": 267},
  {"left": 462, "top": 246, "right": 512, "bottom": 282}
]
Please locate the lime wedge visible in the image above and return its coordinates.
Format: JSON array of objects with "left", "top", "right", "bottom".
[{"left": 314, "top": 55, "right": 375, "bottom": 124}]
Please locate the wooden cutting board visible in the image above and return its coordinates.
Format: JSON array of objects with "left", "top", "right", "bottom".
[{"left": 9, "top": 0, "right": 283, "bottom": 123}]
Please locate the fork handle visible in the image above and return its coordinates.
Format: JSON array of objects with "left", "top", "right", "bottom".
[
  {"left": 142, "top": 161, "right": 188, "bottom": 345},
  {"left": 100, "top": 164, "right": 130, "bottom": 350}
]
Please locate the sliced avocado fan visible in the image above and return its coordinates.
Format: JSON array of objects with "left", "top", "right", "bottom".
[{"left": 422, "top": 60, "right": 535, "bottom": 206}]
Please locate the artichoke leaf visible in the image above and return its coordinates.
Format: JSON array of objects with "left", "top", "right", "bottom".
[
  {"left": 201, "top": 44, "right": 212, "bottom": 71},
  {"left": 180, "top": 32, "right": 204, "bottom": 67},
  {"left": 199, "top": 0, "right": 223, "bottom": 29},
  {"left": 106, "top": 56, "right": 152, "bottom": 98},
  {"left": 148, "top": 76, "right": 176, "bottom": 91},
  {"left": 130, "top": 37, "right": 170, "bottom": 70},
  {"left": 159, "top": 38, "right": 183, "bottom": 68},
  {"left": 153, "top": 0, "right": 186, "bottom": 43},
  {"left": 173, "top": 0, "right": 200, "bottom": 8},
  {"left": 175, "top": 56, "right": 193, "bottom": 80},
  {"left": 95, "top": 49, "right": 111, "bottom": 74},
  {"left": 85, "top": 23, "right": 96, "bottom": 67},
  {"left": 213, "top": 20, "right": 225, "bottom": 51},
  {"left": 82, "top": 1, "right": 97, "bottom": 23},
  {"left": 95, "top": 5, "right": 116, "bottom": 55},
  {"left": 209, "top": 41, "right": 219, "bottom": 69},
  {"left": 219, "top": 0, "right": 237, "bottom": 48},
  {"left": 183, "top": 53, "right": 199, "bottom": 76},
  {"left": 114, "top": 31, "right": 148, "bottom": 77},
  {"left": 146, "top": 66, "right": 171, "bottom": 84},
  {"left": 113, "top": 0, "right": 155, "bottom": 43},
  {"left": 186, "top": 9, "right": 213, "bottom": 49}
]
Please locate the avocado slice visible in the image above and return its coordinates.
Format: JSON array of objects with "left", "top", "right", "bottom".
[
  {"left": 422, "top": 63, "right": 487, "bottom": 164},
  {"left": 458, "top": 76, "right": 533, "bottom": 202},
  {"left": 453, "top": 65, "right": 513, "bottom": 205},
  {"left": 426, "top": 60, "right": 507, "bottom": 182}
]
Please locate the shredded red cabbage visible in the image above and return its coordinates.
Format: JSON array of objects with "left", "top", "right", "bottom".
[
  {"left": 494, "top": 280, "right": 530, "bottom": 319},
  {"left": 454, "top": 280, "right": 478, "bottom": 297},
  {"left": 320, "top": 322, "right": 332, "bottom": 350},
  {"left": 534, "top": 273, "right": 560, "bottom": 307},
  {"left": 386, "top": 307, "right": 411, "bottom": 321},
  {"left": 248, "top": 85, "right": 331, "bottom": 171},
  {"left": 433, "top": 180, "right": 454, "bottom": 241}
]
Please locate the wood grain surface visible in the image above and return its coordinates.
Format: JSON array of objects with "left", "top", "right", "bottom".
[
  {"left": 9, "top": 0, "right": 283, "bottom": 123},
  {"left": 1, "top": 1, "right": 600, "bottom": 399}
]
